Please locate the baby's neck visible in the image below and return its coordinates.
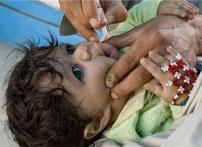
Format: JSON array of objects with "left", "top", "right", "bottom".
[{"left": 108, "top": 95, "right": 130, "bottom": 125}]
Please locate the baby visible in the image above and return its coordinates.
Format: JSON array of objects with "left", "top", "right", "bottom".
[
  {"left": 5, "top": 35, "right": 197, "bottom": 147},
  {"left": 5, "top": 37, "right": 125, "bottom": 146},
  {"left": 5, "top": 0, "right": 199, "bottom": 147}
]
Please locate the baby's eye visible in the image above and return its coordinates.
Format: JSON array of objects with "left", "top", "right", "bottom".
[
  {"left": 66, "top": 45, "right": 76, "bottom": 55},
  {"left": 72, "top": 65, "right": 83, "bottom": 81}
]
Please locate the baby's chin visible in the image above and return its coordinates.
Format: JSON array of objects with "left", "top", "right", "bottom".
[{"left": 100, "top": 43, "right": 119, "bottom": 59}]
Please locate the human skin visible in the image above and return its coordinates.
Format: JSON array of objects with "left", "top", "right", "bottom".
[
  {"left": 105, "top": 15, "right": 202, "bottom": 100},
  {"left": 35, "top": 40, "right": 193, "bottom": 140},
  {"left": 140, "top": 48, "right": 193, "bottom": 104},
  {"left": 58, "top": 0, "right": 127, "bottom": 41},
  {"left": 38, "top": 41, "right": 128, "bottom": 125},
  {"left": 58, "top": 0, "right": 198, "bottom": 41},
  {"left": 39, "top": 40, "right": 191, "bottom": 130}
]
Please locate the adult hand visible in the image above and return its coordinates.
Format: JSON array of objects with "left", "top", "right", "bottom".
[
  {"left": 104, "top": 15, "right": 200, "bottom": 99},
  {"left": 59, "top": 0, "right": 127, "bottom": 41},
  {"left": 158, "top": 0, "right": 199, "bottom": 19},
  {"left": 140, "top": 48, "right": 196, "bottom": 105}
]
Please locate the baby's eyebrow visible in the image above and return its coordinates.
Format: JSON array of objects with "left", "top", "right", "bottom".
[
  {"left": 54, "top": 43, "right": 72, "bottom": 50},
  {"left": 65, "top": 43, "right": 74, "bottom": 48},
  {"left": 58, "top": 42, "right": 74, "bottom": 48}
]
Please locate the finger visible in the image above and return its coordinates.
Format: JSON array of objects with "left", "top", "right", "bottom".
[
  {"left": 106, "top": 47, "right": 139, "bottom": 87},
  {"left": 63, "top": 1, "right": 85, "bottom": 25},
  {"left": 59, "top": 0, "right": 84, "bottom": 25},
  {"left": 144, "top": 79, "right": 163, "bottom": 97},
  {"left": 104, "top": 26, "right": 143, "bottom": 49},
  {"left": 166, "top": 45, "right": 185, "bottom": 59},
  {"left": 103, "top": 32, "right": 133, "bottom": 49},
  {"left": 110, "top": 65, "right": 152, "bottom": 99},
  {"left": 105, "top": 28, "right": 158, "bottom": 88},
  {"left": 69, "top": 16, "right": 100, "bottom": 41},
  {"left": 165, "top": 53, "right": 176, "bottom": 61},
  {"left": 87, "top": 1, "right": 107, "bottom": 28},
  {"left": 162, "top": 7, "right": 188, "bottom": 17},
  {"left": 82, "top": 0, "right": 98, "bottom": 21},
  {"left": 105, "top": 41, "right": 148, "bottom": 88},
  {"left": 187, "top": 13, "right": 194, "bottom": 20},
  {"left": 176, "top": 0, "right": 199, "bottom": 15},
  {"left": 167, "top": 46, "right": 196, "bottom": 67},
  {"left": 166, "top": 46, "right": 186, "bottom": 59},
  {"left": 74, "top": 23, "right": 99, "bottom": 41},
  {"left": 166, "top": 45, "right": 176, "bottom": 54},
  {"left": 140, "top": 57, "right": 163, "bottom": 82},
  {"left": 166, "top": 45, "right": 185, "bottom": 57},
  {"left": 105, "top": 2, "right": 127, "bottom": 24},
  {"left": 59, "top": 0, "right": 99, "bottom": 41},
  {"left": 148, "top": 50, "right": 168, "bottom": 66}
]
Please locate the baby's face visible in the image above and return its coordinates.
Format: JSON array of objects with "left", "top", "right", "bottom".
[{"left": 48, "top": 41, "right": 126, "bottom": 119}]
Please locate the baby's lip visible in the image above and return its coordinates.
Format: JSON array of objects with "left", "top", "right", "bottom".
[{"left": 100, "top": 44, "right": 119, "bottom": 59}]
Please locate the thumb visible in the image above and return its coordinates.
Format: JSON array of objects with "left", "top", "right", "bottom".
[
  {"left": 105, "top": 3, "right": 127, "bottom": 24},
  {"left": 110, "top": 65, "right": 153, "bottom": 99},
  {"left": 103, "top": 33, "right": 130, "bottom": 49},
  {"left": 105, "top": 43, "right": 142, "bottom": 88},
  {"left": 104, "top": 23, "right": 143, "bottom": 49}
]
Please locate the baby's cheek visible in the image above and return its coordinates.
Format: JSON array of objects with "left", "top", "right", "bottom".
[{"left": 80, "top": 100, "right": 97, "bottom": 117}]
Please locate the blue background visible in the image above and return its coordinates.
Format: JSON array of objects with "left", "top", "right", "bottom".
[{"left": 0, "top": 0, "right": 102, "bottom": 46}]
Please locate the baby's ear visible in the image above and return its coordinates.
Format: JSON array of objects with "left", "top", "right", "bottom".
[{"left": 83, "top": 106, "right": 111, "bottom": 139}]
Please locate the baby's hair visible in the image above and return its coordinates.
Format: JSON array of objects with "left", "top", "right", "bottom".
[{"left": 5, "top": 35, "right": 91, "bottom": 147}]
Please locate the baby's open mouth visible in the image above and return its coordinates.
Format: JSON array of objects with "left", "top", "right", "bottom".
[{"left": 100, "top": 44, "right": 119, "bottom": 59}]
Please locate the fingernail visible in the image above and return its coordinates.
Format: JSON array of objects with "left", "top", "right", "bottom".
[
  {"left": 88, "top": 36, "right": 99, "bottom": 42},
  {"left": 89, "top": 18, "right": 98, "bottom": 28},
  {"left": 167, "top": 45, "right": 172, "bottom": 49},
  {"left": 181, "top": 13, "right": 187, "bottom": 17},
  {"left": 106, "top": 75, "right": 114, "bottom": 88},
  {"left": 111, "top": 92, "right": 119, "bottom": 99},
  {"left": 140, "top": 58, "right": 145, "bottom": 64},
  {"left": 188, "top": 14, "right": 194, "bottom": 20}
]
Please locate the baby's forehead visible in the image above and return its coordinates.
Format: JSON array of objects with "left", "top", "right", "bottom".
[{"left": 47, "top": 43, "right": 66, "bottom": 56}]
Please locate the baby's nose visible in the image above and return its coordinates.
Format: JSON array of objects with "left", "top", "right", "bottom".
[
  {"left": 74, "top": 45, "right": 90, "bottom": 61},
  {"left": 75, "top": 42, "right": 102, "bottom": 61}
]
